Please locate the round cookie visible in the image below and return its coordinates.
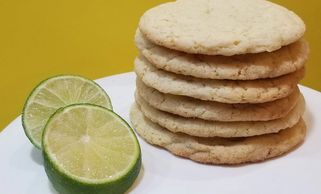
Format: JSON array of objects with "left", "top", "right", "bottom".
[
  {"left": 135, "top": 94, "right": 305, "bottom": 138},
  {"left": 136, "top": 79, "right": 301, "bottom": 122},
  {"left": 130, "top": 104, "right": 306, "bottom": 165},
  {"left": 139, "top": 0, "right": 306, "bottom": 56},
  {"left": 135, "top": 56, "right": 305, "bottom": 103},
  {"left": 136, "top": 30, "right": 309, "bottom": 80}
]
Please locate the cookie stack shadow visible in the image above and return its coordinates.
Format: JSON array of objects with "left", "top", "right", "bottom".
[{"left": 130, "top": 0, "right": 309, "bottom": 165}]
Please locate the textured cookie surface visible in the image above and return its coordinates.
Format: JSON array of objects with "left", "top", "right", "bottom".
[
  {"left": 139, "top": 0, "right": 305, "bottom": 55},
  {"left": 136, "top": 30, "right": 308, "bottom": 80},
  {"left": 135, "top": 56, "right": 304, "bottom": 103},
  {"left": 130, "top": 104, "right": 306, "bottom": 164},
  {"left": 136, "top": 79, "right": 301, "bottom": 122},
  {"left": 135, "top": 95, "right": 305, "bottom": 137}
]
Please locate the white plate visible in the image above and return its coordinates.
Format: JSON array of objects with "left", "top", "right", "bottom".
[{"left": 1, "top": 72, "right": 321, "bottom": 194}]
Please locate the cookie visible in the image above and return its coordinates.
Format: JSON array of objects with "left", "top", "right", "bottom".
[
  {"left": 139, "top": 0, "right": 305, "bottom": 56},
  {"left": 130, "top": 104, "right": 306, "bottom": 164},
  {"left": 136, "top": 30, "right": 309, "bottom": 80},
  {"left": 135, "top": 56, "right": 304, "bottom": 103},
  {"left": 136, "top": 79, "right": 301, "bottom": 122},
  {"left": 135, "top": 94, "right": 305, "bottom": 137}
]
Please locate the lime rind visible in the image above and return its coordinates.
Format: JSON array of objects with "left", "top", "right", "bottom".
[
  {"left": 43, "top": 149, "right": 141, "bottom": 194},
  {"left": 42, "top": 104, "right": 141, "bottom": 192},
  {"left": 22, "top": 75, "right": 112, "bottom": 149}
]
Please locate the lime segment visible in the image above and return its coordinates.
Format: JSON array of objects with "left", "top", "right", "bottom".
[
  {"left": 42, "top": 104, "right": 141, "bottom": 194},
  {"left": 22, "top": 75, "right": 112, "bottom": 149}
]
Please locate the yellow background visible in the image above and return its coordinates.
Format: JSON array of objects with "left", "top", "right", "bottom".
[{"left": 0, "top": 0, "right": 320, "bottom": 131}]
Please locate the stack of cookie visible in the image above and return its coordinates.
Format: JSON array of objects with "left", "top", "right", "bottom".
[{"left": 130, "top": 0, "right": 309, "bottom": 164}]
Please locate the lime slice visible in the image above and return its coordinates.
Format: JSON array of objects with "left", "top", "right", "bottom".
[
  {"left": 22, "top": 75, "right": 112, "bottom": 149},
  {"left": 42, "top": 104, "right": 141, "bottom": 194}
]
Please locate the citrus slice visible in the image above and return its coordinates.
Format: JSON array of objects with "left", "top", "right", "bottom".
[
  {"left": 42, "top": 104, "right": 141, "bottom": 194},
  {"left": 22, "top": 75, "right": 112, "bottom": 149}
]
